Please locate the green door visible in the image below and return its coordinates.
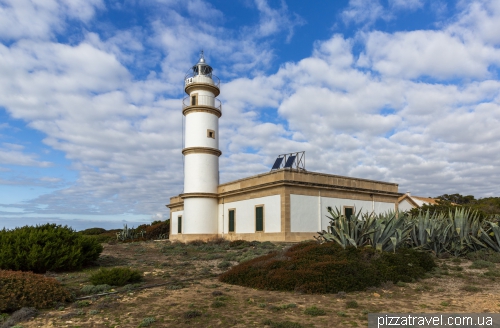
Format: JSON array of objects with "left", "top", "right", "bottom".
[
  {"left": 228, "top": 210, "right": 235, "bottom": 232},
  {"left": 178, "top": 216, "right": 182, "bottom": 233},
  {"left": 256, "top": 206, "right": 263, "bottom": 232}
]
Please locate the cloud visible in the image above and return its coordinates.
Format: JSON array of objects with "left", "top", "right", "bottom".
[
  {"left": 2, "top": 0, "right": 500, "bottom": 228},
  {"left": 357, "top": 27, "right": 500, "bottom": 80},
  {"left": 0, "top": 145, "right": 51, "bottom": 167},
  {"left": 341, "top": 0, "right": 387, "bottom": 27},
  {"left": 253, "top": 0, "right": 305, "bottom": 42},
  {"left": 0, "top": 0, "right": 104, "bottom": 40},
  {"left": 389, "top": 0, "right": 424, "bottom": 11}
]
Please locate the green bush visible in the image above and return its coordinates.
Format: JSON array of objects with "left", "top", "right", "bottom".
[
  {"left": 304, "top": 306, "right": 326, "bottom": 316},
  {"left": 469, "top": 260, "right": 495, "bottom": 269},
  {"left": 89, "top": 267, "right": 142, "bottom": 286},
  {"left": 219, "top": 242, "right": 436, "bottom": 294},
  {"left": 0, "top": 224, "right": 103, "bottom": 273},
  {"left": 80, "top": 284, "right": 111, "bottom": 295},
  {"left": 0, "top": 270, "right": 72, "bottom": 312}
]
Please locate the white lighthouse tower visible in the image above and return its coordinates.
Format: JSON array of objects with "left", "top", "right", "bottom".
[{"left": 181, "top": 51, "right": 221, "bottom": 237}]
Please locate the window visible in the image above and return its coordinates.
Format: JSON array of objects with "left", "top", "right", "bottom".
[
  {"left": 177, "top": 215, "right": 182, "bottom": 233},
  {"left": 207, "top": 129, "right": 215, "bottom": 139},
  {"left": 255, "top": 206, "right": 264, "bottom": 232},
  {"left": 191, "top": 95, "right": 197, "bottom": 105},
  {"left": 228, "top": 209, "right": 235, "bottom": 232},
  {"left": 344, "top": 207, "right": 354, "bottom": 220}
]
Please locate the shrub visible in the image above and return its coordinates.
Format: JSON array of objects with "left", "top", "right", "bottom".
[
  {"left": 462, "top": 285, "right": 481, "bottom": 292},
  {"left": 0, "top": 270, "right": 72, "bottom": 312},
  {"left": 262, "top": 319, "right": 303, "bottom": 327},
  {"left": 79, "top": 227, "right": 107, "bottom": 235},
  {"left": 183, "top": 310, "right": 202, "bottom": 319},
  {"left": 470, "top": 260, "right": 495, "bottom": 269},
  {"left": 345, "top": 300, "right": 359, "bottom": 308},
  {"left": 304, "top": 306, "right": 326, "bottom": 316},
  {"left": 187, "top": 239, "right": 206, "bottom": 246},
  {"left": 229, "top": 240, "right": 246, "bottom": 248},
  {"left": 219, "top": 242, "right": 436, "bottom": 294},
  {"left": 0, "top": 307, "right": 38, "bottom": 327},
  {"left": 211, "top": 300, "right": 225, "bottom": 308},
  {"left": 80, "top": 284, "right": 111, "bottom": 295},
  {"left": 89, "top": 267, "right": 142, "bottom": 287},
  {"left": 466, "top": 249, "right": 500, "bottom": 263},
  {"left": 217, "top": 261, "right": 232, "bottom": 269},
  {"left": 144, "top": 221, "right": 170, "bottom": 240},
  {"left": 0, "top": 224, "right": 103, "bottom": 273},
  {"left": 139, "top": 317, "right": 156, "bottom": 327}
]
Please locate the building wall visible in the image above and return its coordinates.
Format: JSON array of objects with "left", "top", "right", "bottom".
[
  {"left": 217, "top": 195, "right": 281, "bottom": 234},
  {"left": 170, "top": 210, "right": 184, "bottom": 235},
  {"left": 184, "top": 112, "right": 218, "bottom": 149},
  {"left": 184, "top": 153, "right": 219, "bottom": 193},
  {"left": 398, "top": 199, "right": 415, "bottom": 212},
  {"left": 290, "top": 194, "right": 397, "bottom": 232}
]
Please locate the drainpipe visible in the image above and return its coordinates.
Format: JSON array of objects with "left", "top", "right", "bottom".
[
  {"left": 372, "top": 194, "right": 374, "bottom": 215},
  {"left": 318, "top": 190, "right": 322, "bottom": 231},
  {"left": 221, "top": 197, "right": 224, "bottom": 239}
]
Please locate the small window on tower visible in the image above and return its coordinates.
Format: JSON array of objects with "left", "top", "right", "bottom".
[
  {"left": 191, "top": 95, "right": 197, "bottom": 106},
  {"left": 207, "top": 129, "right": 215, "bottom": 139}
]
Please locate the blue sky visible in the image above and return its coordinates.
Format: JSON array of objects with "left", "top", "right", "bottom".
[{"left": 1, "top": 0, "right": 499, "bottom": 230}]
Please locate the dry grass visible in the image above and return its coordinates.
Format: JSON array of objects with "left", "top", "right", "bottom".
[{"left": 6, "top": 240, "right": 500, "bottom": 328}]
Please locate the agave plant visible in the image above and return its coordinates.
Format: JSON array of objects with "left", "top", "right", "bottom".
[
  {"left": 446, "top": 208, "right": 486, "bottom": 256},
  {"left": 409, "top": 208, "right": 487, "bottom": 256},
  {"left": 479, "top": 220, "right": 500, "bottom": 252},
  {"left": 315, "top": 207, "right": 377, "bottom": 248},
  {"left": 409, "top": 210, "right": 450, "bottom": 255},
  {"left": 368, "top": 211, "right": 413, "bottom": 252},
  {"left": 316, "top": 207, "right": 412, "bottom": 252}
]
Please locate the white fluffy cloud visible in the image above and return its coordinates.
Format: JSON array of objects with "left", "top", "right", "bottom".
[
  {"left": 0, "top": 0, "right": 104, "bottom": 40},
  {"left": 1, "top": 0, "right": 500, "bottom": 228}
]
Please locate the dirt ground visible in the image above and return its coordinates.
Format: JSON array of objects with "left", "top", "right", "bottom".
[{"left": 12, "top": 240, "right": 500, "bottom": 328}]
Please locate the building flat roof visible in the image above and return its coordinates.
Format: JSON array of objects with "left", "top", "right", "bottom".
[{"left": 218, "top": 169, "right": 399, "bottom": 195}]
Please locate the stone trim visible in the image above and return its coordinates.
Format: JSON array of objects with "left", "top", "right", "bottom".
[
  {"left": 180, "top": 192, "right": 218, "bottom": 199},
  {"left": 218, "top": 168, "right": 398, "bottom": 190},
  {"left": 185, "top": 83, "right": 220, "bottom": 97},
  {"left": 182, "top": 147, "right": 222, "bottom": 157},
  {"left": 168, "top": 232, "right": 318, "bottom": 242},
  {"left": 218, "top": 179, "right": 401, "bottom": 200},
  {"left": 166, "top": 199, "right": 183, "bottom": 210},
  {"left": 183, "top": 106, "right": 222, "bottom": 118}
]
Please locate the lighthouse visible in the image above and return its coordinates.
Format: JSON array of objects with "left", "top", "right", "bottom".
[
  {"left": 167, "top": 53, "right": 402, "bottom": 243},
  {"left": 181, "top": 51, "right": 221, "bottom": 236}
]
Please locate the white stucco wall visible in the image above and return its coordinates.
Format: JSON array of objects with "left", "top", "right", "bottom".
[
  {"left": 398, "top": 199, "right": 415, "bottom": 212},
  {"left": 290, "top": 194, "right": 397, "bottom": 232},
  {"left": 183, "top": 198, "right": 218, "bottom": 234},
  {"left": 184, "top": 153, "right": 219, "bottom": 193},
  {"left": 184, "top": 112, "right": 218, "bottom": 149},
  {"left": 217, "top": 195, "right": 281, "bottom": 234},
  {"left": 170, "top": 210, "right": 184, "bottom": 235}
]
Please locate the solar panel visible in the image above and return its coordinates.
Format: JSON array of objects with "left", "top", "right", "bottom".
[
  {"left": 271, "top": 157, "right": 284, "bottom": 170},
  {"left": 284, "top": 155, "right": 296, "bottom": 168}
]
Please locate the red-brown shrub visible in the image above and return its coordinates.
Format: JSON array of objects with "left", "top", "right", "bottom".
[
  {"left": 219, "top": 241, "right": 435, "bottom": 294},
  {"left": 144, "top": 221, "right": 170, "bottom": 240},
  {"left": 0, "top": 270, "right": 72, "bottom": 312}
]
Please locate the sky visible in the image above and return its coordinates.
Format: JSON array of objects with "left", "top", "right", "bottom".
[{"left": 1, "top": 0, "right": 499, "bottom": 231}]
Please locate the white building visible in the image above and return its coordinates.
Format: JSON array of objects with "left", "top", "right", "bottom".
[
  {"left": 397, "top": 192, "right": 438, "bottom": 212},
  {"left": 167, "top": 53, "right": 403, "bottom": 242}
]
